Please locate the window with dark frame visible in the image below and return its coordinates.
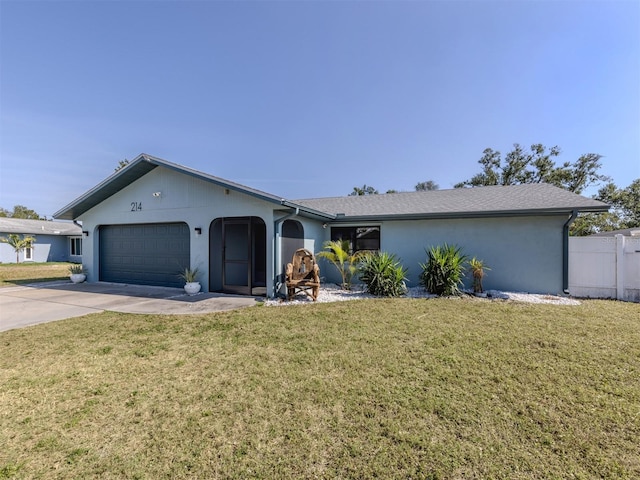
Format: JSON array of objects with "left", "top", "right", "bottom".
[
  {"left": 330, "top": 226, "right": 380, "bottom": 253},
  {"left": 70, "top": 237, "right": 82, "bottom": 256}
]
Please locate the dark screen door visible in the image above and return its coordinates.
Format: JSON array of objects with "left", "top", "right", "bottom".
[{"left": 223, "top": 219, "right": 251, "bottom": 294}]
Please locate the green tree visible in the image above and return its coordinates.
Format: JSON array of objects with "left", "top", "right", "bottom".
[
  {"left": 115, "top": 159, "right": 130, "bottom": 172},
  {"left": 0, "top": 234, "right": 36, "bottom": 263},
  {"left": 572, "top": 179, "right": 640, "bottom": 235},
  {"left": 349, "top": 184, "right": 378, "bottom": 196},
  {"left": 415, "top": 180, "right": 439, "bottom": 191},
  {"left": 316, "top": 240, "right": 365, "bottom": 290},
  {"left": 0, "top": 205, "right": 43, "bottom": 219},
  {"left": 455, "top": 144, "right": 609, "bottom": 194}
]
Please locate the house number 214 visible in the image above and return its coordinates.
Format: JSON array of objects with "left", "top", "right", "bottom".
[{"left": 131, "top": 202, "right": 142, "bottom": 212}]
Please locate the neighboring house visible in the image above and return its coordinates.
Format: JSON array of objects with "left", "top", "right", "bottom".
[
  {"left": 53, "top": 154, "right": 609, "bottom": 296},
  {"left": 0, "top": 218, "right": 83, "bottom": 263},
  {"left": 589, "top": 227, "right": 640, "bottom": 237}
]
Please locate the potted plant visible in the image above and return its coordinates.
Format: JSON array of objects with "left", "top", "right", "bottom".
[
  {"left": 179, "top": 267, "right": 201, "bottom": 295},
  {"left": 69, "top": 264, "right": 87, "bottom": 283}
]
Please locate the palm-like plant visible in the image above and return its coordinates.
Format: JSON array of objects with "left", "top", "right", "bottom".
[
  {"left": 316, "top": 240, "right": 364, "bottom": 290},
  {"left": 419, "top": 243, "right": 468, "bottom": 296},
  {"left": 0, "top": 234, "right": 36, "bottom": 263},
  {"left": 358, "top": 251, "right": 408, "bottom": 297},
  {"left": 468, "top": 257, "right": 490, "bottom": 293}
]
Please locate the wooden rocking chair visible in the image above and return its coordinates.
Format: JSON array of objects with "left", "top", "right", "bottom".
[{"left": 285, "top": 248, "right": 321, "bottom": 301}]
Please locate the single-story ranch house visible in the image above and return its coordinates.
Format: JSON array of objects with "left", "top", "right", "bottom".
[
  {"left": 0, "top": 218, "right": 82, "bottom": 263},
  {"left": 53, "top": 154, "right": 609, "bottom": 297}
]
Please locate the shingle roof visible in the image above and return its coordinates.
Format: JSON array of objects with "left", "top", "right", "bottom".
[
  {"left": 590, "top": 227, "right": 640, "bottom": 237},
  {"left": 293, "top": 183, "right": 609, "bottom": 220},
  {"left": 0, "top": 218, "right": 82, "bottom": 236}
]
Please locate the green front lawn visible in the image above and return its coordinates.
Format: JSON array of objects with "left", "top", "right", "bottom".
[
  {"left": 0, "top": 262, "right": 73, "bottom": 287},
  {"left": 1, "top": 298, "right": 638, "bottom": 478}
]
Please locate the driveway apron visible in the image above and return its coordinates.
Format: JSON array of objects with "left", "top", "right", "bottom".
[{"left": 0, "top": 282, "right": 259, "bottom": 332}]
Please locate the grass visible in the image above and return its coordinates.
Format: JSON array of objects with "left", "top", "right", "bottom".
[
  {"left": 0, "top": 262, "right": 72, "bottom": 287},
  {"left": 1, "top": 297, "right": 638, "bottom": 479}
]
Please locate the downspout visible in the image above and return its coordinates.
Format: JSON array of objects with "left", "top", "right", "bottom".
[
  {"left": 563, "top": 210, "right": 578, "bottom": 294},
  {"left": 273, "top": 207, "right": 299, "bottom": 297}
]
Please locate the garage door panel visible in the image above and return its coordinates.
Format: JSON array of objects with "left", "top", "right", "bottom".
[{"left": 100, "top": 223, "right": 190, "bottom": 287}]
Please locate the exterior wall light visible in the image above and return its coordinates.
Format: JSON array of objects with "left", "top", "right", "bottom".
[
  {"left": 82, "top": 231, "right": 89, "bottom": 237},
  {"left": 194, "top": 227, "right": 202, "bottom": 235}
]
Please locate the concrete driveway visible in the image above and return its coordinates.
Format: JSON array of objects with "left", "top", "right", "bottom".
[{"left": 0, "top": 281, "right": 261, "bottom": 332}]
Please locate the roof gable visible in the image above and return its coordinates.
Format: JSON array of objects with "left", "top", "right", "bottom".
[{"left": 53, "top": 154, "right": 333, "bottom": 221}]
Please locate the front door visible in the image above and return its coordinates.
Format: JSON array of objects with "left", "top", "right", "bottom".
[
  {"left": 222, "top": 219, "right": 251, "bottom": 295},
  {"left": 210, "top": 217, "right": 266, "bottom": 295}
]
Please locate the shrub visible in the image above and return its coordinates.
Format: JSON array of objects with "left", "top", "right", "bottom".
[
  {"left": 358, "top": 251, "right": 408, "bottom": 297},
  {"left": 419, "top": 244, "right": 467, "bottom": 296}
]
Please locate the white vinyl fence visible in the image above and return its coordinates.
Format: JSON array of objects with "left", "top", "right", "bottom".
[{"left": 569, "top": 234, "right": 640, "bottom": 302}]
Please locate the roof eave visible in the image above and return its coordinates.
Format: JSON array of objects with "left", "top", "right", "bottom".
[
  {"left": 328, "top": 205, "right": 611, "bottom": 223},
  {"left": 280, "top": 200, "right": 336, "bottom": 221}
]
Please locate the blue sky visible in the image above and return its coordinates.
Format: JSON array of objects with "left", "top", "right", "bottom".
[{"left": 1, "top": 0, "right": 638, "bottom": 219}]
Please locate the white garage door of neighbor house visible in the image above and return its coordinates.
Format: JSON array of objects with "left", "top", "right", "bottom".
[{"left": 99, "top": 223, "right": 190, "bottom": 288}]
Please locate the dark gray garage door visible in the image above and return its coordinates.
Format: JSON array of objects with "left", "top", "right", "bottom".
[{"left": 99, "top": 223, "right": 190, "bottom": 287}]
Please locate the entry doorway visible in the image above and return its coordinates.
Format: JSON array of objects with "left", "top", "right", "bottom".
[{"left": 209, "top": 217, "right": 266, "bottom": 296}]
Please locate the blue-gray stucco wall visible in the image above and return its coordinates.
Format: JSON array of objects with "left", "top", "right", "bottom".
[{"left": 317, "top": 215, "right": 566, "bottom": 295}]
